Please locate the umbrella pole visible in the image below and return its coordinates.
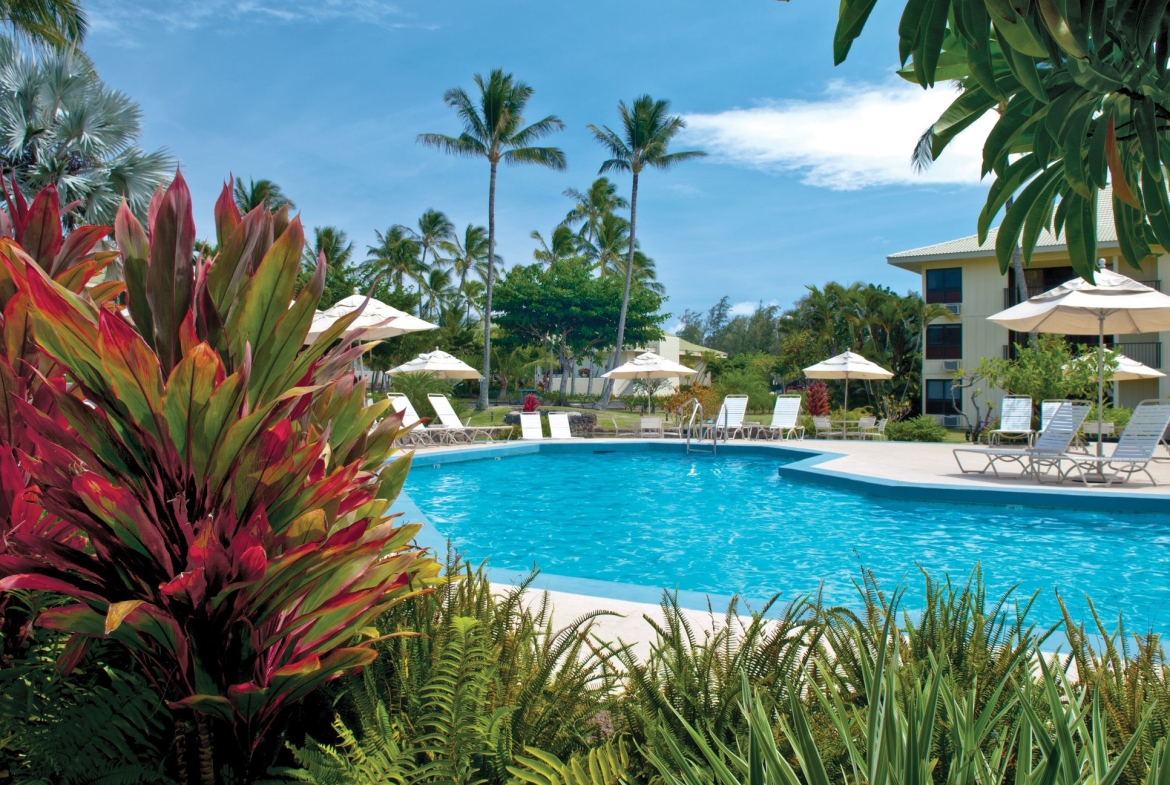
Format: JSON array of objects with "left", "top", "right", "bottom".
[
  {"left": 1097, "top": 314, "right": 1105, "bottom": 458},
  {"left": 843, "top": 375, "right": 849, "bottom": 439}
]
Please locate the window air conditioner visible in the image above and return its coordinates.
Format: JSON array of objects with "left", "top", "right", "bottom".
[
  {"left": 943, "top": 360, "right": 960, "bottom": 372},
  {"left": 945, "top": 303, "right": 961, "bottom": 316},
  {"left": 942, "top": 415, "right": 962, "bottom": 427}
]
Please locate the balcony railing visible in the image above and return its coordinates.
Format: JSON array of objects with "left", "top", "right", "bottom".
[
  {"left": 1116, "top": 341, "right": 1162, "bottom": 369},
  {"left": 1004, "top": 340, "right": 1162, "bottom": 368},
  {"left": 1003, "top": 280, "right": 1162, "bottom": 308}
]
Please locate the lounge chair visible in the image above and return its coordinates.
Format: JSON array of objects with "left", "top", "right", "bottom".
[
  {"left": 1061, "top": 400, "right": 1170, "bottom": 485},
  {"left": 386, "top": 393, "right": 435, "bottom": 445},
  {"left": 706, "top": 395, "right": 749, "bottom": 440},
  {"left": 427, "top": 393, "right": 512, "bottom": 443},
  {"left": 520, "top": 412, "right": 544, "bottom": 441},
  {"left": 548, "top": 412, "right": 581, "bottom": 439},
  {"left": 850, "top": 415, "right": 877, "bottom": 440},
  {"left": 1038, "top": 400, "right": 1063, "bottom": 433},
  {"left": 761, "top": 395, "right": 804, "bottom": 441},
  {"left": 953, "top": 401, "right": 1090, "bottom": 481},
  {"left": 988, "top": 395, "right": 1034, "bottom": 445},
  {"left": 860, "top": 418, "right": 887, "bottom": 440},
  {"left": 812, "top": 416, "right": 841, "bottom": 439},
  {"left": 640, "top": 416, "right": 665, "bottom": 438}
]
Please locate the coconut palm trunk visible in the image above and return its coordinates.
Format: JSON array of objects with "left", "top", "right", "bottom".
[
  {"left": 603, "top": 171, "right": 640, "bottom": 405},
  {"left": 481, "top": 162, "right": 499, "bottom": 410}
]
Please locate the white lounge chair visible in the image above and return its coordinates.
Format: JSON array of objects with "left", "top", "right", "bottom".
[
  {"left": 520, "top": 412, "right": 544, "bottom": 440},
  {"left": 954, "top": 401, "right": 1090, "bottom": 481},
  {"left": 387, "top": 393, "right": 435, "bottom": 445},
  {"left": 988, "top": 395, "right": 1034, "bottom": 445},
  {"left": 1038, "top": 400, "right": 1064, "bottom": 432},
  {"left": 548, "top": 412, "right": 581, "bottom": 439},
  {"left": 706, "top": 395, "right": 749, "bottom": 440},
  {"left": 761, "top": 395, "right": 804, "bottom": 441},
  {"left": 640, "top": 416, "right": 665, "bottom": 438},
  {"left": 1061, "top": 400, "right": 1170, "bottom": 485},
  {"left": 427, "top": 393, "right": 512, "bottom": 443}
]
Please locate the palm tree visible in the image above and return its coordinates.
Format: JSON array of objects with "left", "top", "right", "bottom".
[
  {"left": 460, "top": 278, "right": 485, "bottom": 322},
  {"left": 0, "top": 37, "right": 171, "bottom": 226},
  {"left": 584, "top": 212, "right": 632, "bottom": 277},
  {"left": 234, "top": 178, "right": 296, "bottom": 214},
  {"left": 366, "top": 225, "right": 422, "bottom": 289},
  {"left": 418, "top": 69, "right": 567, "bottom": 410},
  {"left": 439, "top": 224, "right": 490, "bottom": 290},
  {"left": 403, "top": 209, "right": 455, "bottom": 315},
  {"left": 3, "top": 0, "right": 86, "bottom": 49},
  {"left": 530, "top": 224, "right": 580, "bottom": 266},
  {"left": 419, "top": 266, "right": 455, "bottom": 320},
  {"left": 588, "top": 95, "right": 705, "bottom": 407},
  {"left": 304, "top": 226, "right": 355, "bottom": 307},
  {"left": 562, "top": 177, "right": 628, "bottom": 245}
]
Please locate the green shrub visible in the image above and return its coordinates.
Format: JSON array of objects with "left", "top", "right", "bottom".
[
  {"left": 713, "top": 368, "right": 773, "bottom": 412},
  {"left": 885, "top": 414, "right": 948, "bottom": 442}
]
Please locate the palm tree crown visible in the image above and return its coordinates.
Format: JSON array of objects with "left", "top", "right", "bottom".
[
  {"left": 531, "top": 225, "right": 581, "bottom": 266},
  {"left": 234, "top": 178, "right": 296, "bottom": 214},
  {"left": 417, "top": 69, "right": 566, "bottom": 410},
  {"left": 562, "top": 177, "right": 628, "bottom": 244},
  {"left": 366, "top": 225, "right": 421, "bottom": 287},
  {"left": 587, "top": 95, "right": 705, "bottom": 408},
  {"left": 3, "top": 0, "right": 86, "bottom": 49}
]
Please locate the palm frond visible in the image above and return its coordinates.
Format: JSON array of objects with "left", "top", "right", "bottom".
[{"left": 503, "top": 146, "right": 568, "bottom": 170}]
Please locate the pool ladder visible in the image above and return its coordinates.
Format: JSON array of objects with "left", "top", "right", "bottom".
[{"left": 684, "top": 398, "right": 719, "bottom": 455}]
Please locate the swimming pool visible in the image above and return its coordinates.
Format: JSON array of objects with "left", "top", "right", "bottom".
[{"left": 403, "top": 446, "right": 1170, "bottom": 633}]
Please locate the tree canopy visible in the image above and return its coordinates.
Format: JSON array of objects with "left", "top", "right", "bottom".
[{"left": 835, "top": 0, "right": 1170, "bottom": 280}]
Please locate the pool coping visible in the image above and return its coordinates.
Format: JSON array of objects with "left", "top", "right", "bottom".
[{"left": 391, "top": 439, "right": 1170, "bottom": 614}]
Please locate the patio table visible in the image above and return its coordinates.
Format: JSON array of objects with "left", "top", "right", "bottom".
[{"left": 831, "top": 419, "right": 859, "bottom": 439}]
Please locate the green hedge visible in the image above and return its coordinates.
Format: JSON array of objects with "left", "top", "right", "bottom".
[{"left": 885, "top": 415, "right": 948, "bottom": 442}]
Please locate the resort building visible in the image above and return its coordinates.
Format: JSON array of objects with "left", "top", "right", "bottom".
[
  {"left": 546, "top": 333, "right": 726, "bottom": 396},
  {"left": 888, "top": 192, "right": 1168, "bottom": 425}
]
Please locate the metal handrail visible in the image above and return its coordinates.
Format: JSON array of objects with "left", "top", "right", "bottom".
[{"left": 685, "top": 398, "right": 713, "bottom": 454}]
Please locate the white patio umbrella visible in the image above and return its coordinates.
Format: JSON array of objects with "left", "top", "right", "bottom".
[
  {"left": 389, "top": 348, "right": 483, "bottom": 380},
  {"left": 602, "top": 351, "right": 697, "bottom": 412},
  {"left": 303, "top": 294, "right": 437, "bottom": 345},
  {"left": 803, "top": 350, "right": 894, "bottom": 414},
  {"left": 1065, "top": 350, "right": 1166, "bottom": 381},
  {"left": 989, "top": 268, "right": 1170, "bottom": 458}
]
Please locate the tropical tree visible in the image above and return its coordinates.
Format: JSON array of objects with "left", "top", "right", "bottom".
[
  {"left": 588, "top": 95, "right": 704, "bottom": 407},
  {"left": 2, "top": 0, "right": 86, "bottom": 49},
  {"left": 418, "top": 69, "right": 567, "bottom": 410},
  {"left": 584, "top": 212, "right": 631, "bottom": 277},
  {"left": 833, "top": 0, "right": 1170, "bottom": 281},
  {"left": 367, "top": 225, "right": 422, "bottom": 290},
  {"left": 419, "top": 266, "right": 456, "bottom": 320},
  {"left": 233, "top": 177, "right": 295, "bottom": 214},
  {"left": 303, "top": 225, "right": 356, "bottom": 307},
  {"left": 441, "top": 223, "right": 490, "bottom": 291},
  {"left": 0, "top": 37, "right": 172, "bottom": 226},
  {"left": 403, "top": 209, "right": 455, "bottom": 305},
  {"left": 530, "top": 224, "right": 581, "bottom": 266},
  {"left": 562, "top": 177, "right": 628, "bottom": 245}
]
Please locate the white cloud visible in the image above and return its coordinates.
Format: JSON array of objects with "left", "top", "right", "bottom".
[
  {"left": 729, "top": 299, "right": 777, "bottom": 316},
  {"left": 90, "top": 0, "right": 425, "bottom": 33},
  {"left": 681, "top": 81, "right": 998, "bottom": 191}
]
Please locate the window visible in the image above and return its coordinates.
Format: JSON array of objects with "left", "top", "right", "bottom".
[
  {"left": 925, "top": 267, "right": 962, "bottom": 304},
  {"left": 925, "top": 379, "right": 960, "bottom": 415},
  {"left": 926, "top": 324, "right": 962, "bottom": 360}
]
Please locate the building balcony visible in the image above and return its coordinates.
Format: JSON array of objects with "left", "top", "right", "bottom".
[
  {"left": 1003, "top": 340, "right": 1162, "bottom": 368},
  {"left": 1003, "top": 280, "right": 1162, "bottom": 308}
]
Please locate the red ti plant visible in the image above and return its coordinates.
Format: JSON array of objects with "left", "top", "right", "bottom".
[
  {"left": 0, "top": 180, "right": 121, "bottom": 665},
  {"left": 523, "top": 393, "right": 540, "bottom": 412},
  {"left": 805, "top": 381, "right": 830, "bottom": 416},
  {"left": 0, "top": 171, "right": 439, "bottom": 780}
]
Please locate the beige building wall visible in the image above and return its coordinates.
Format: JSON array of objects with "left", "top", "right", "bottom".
[{"left": 903, "top": 249, "right": 1168, "bottom": 427}]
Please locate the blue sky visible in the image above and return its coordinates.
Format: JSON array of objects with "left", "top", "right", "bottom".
[{"left": 85, "top": 0, "right": 997, "bottom": 321}]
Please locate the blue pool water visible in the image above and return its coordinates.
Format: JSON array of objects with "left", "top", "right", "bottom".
[{"left": 404, "top": 450, "right": 1170, "bottom": 633}]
